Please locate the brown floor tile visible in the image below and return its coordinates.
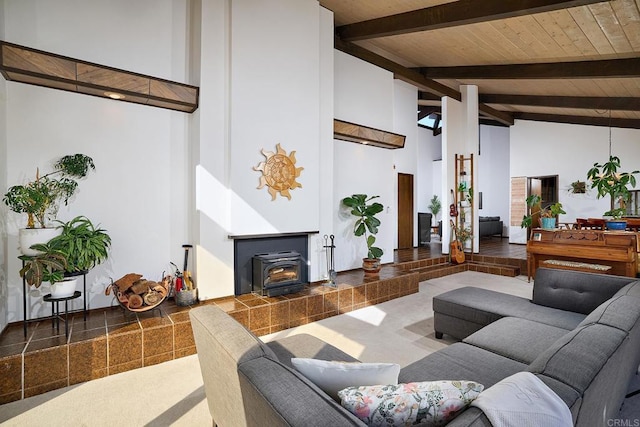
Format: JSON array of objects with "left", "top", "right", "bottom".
[
  {"left": 24, "top": 379, "right": 68, "bottom": 398},
  {"left": 289, "top": 298, "right": 307, "bottom": 321},
  {"left": 307, "top": 295, "right": 324, "bottom": 317},
  {"left": 143, "top": 325, "right": 174, "bottom": 357},
  {"left": 144, "top": 351, "right": 174, "bottom": 367},
  {"left": 108, "top": 331, "right": 142, "bottom": 367},
  {"left": 270, "top": 301, "right": 290, "bottom": 328},
  {"left": 174, "top": 322, "right": 195, "bottom": 350},
  {"left": 168, "top": 311, "right": 191, "bottom": 323},
  {"left": 0, "top": 343, "right": 26, "bottom": 359},
  {"left": 338, "top": 288, "right": 353, "bottom": 309},
  {"left": 0, "top": 323, "right": 30, "bottom": 347},
  {"left": 0, "top": 354, "right": 23, "bottom": 396},
  {"left": 24, "top": 346, "right": 68, "bottom": 389},
  {"left": 324, "top": 290, "right": 339, "bottom": 312},
  {"left": 175, "top": 346, "right": 196, "bottom": 358},
  {"left": 109, "top": 360, "right": 143, "bottom": 375},
  {"left": 68, "top": 337, "right": 107, "bottom": 385},
  {"left": 0, "top": 391, "right": 22, "bottom": 405}
]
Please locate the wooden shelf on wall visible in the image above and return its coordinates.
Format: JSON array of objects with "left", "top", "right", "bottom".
[
  {"left": 334, "top": 119, "right": 406, "bottom": 149},
  {"left": 0, "top": 40, "right": 199, "bottom": 113}
]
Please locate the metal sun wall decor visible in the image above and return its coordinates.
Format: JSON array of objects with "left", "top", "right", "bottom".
[{"left": 253, "top": 143, "right": 303, "bottom": 200}]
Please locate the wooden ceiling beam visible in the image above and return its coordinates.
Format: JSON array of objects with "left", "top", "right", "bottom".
[
  {"left": 421, "top": 57, "right": 640, "bottom": 79},
  {"left": 513, "top": 112, "right": 640, "bottom": 129},
  {"left": 479, "top": 94, "right": 640, "bottom": 111},
  {"left": 336, "top": 0, "right": 606, "bottom": 42}
]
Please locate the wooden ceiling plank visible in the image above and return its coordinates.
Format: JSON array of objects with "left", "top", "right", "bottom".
[
  {"left": 421, "top": 57, "right": 640, "bottom": 79},
  {"left": 609, "top": 0, "right": 640, "bottom": 50},
  {"left": 334, "top": 38, "right": 461, "bottom": 99},
  {"left": 533, "top": 11, "right": 581, "bottom": 56},
  {"left": 568, "top": 5, "right": 616, "bottom": 54},
  {"left": 589, "top": 2, "right": 634, "bottom": 52},
  {"left": 478, "top": 93, "right": 640, "bottom": 110},
  {"left": 548, "top": 9, "right": 599, "bottom": 55},
  {"left": 336, "top": 0, "right": 608, "bottom": 41}
]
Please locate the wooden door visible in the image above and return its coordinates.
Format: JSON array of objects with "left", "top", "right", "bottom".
[{"left": 398, "top": 173, "right": 414, "bottom": 249}]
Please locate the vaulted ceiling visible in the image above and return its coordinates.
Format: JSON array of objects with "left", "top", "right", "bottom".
[{"left": 320, "top": 0, "right": 640, "bottom": 130}]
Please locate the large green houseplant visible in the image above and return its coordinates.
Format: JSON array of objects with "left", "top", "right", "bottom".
[
  {"left": 47, "top": 216, "right": 111, "bottom": 274},
  {"left": 18, "top": 242, "right": 76, "bottom": 298},
  {"left": 3, "top": 154, "right": 95, "bottom": 256},
  {"left": 587, "top": 155, "right": 638, "bottom": 226},
  {"left": 342, "top": 194, "right": 384, "bottom": 275}
]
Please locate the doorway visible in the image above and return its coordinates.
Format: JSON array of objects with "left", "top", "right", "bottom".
[{"left": 398, "top": 173, "right": 414, "bottom": 249}]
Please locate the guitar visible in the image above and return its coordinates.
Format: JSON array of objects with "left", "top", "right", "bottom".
[
  {"left": 449, "top": 189, "right": 458, "bottom": 217},
  {"left": 449, "top": 220, "right": 465, "bottom": 264}
]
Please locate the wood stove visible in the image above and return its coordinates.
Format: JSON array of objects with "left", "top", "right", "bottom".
[{"left": 252, "top": 251, "right": 304, "bottom": 297}]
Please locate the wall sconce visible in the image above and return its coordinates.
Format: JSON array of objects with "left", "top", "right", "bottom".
[
  {"left": 334, "top": 119, "right": 406, "bottom": 149},
  {"left": 0, "top": 40, "right": 199, "bottom": 113}
]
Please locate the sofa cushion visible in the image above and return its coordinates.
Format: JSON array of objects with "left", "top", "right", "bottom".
[
  {"left": 399, "top": 343, "right": 527, "bottom": 388},
  {"left": 532, "top": 268, "right": 635, "bottom": 314},
  {"left": 239, "top": 356, "right": 365, "bottom": 426},
  {"left": 614, "top": 280, "right": 640, "bottom": 299},
  {"left": 266, "top": 333, "right": 359, "bottom": 369},
  {"left": 338, "top": 380, "right": 484, "bottom": 426},
  {"left": 578, "top": 295, "right": 640, "bottom": 332},
  {"left": 463, "top": 317, "right": 568, "bottom": 364},
  {"left": 528, "top": 323, "right": 628, "bottom": 394},
  {"left": 291, "top": 358, "right": 400, "bottom": 401},
  {"left": 434, "top": 287, "right": 585, "bottom": 332}
]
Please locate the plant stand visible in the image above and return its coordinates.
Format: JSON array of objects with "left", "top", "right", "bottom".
[
  {"left": 43, "top": 291, "right": 82, "bottom": 338},
  {"left": 22, "top": 260, "right": 87, "bottom": 337}
]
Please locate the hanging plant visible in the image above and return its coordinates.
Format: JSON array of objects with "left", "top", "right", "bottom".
[{"left": 568, "top": 180, "right": 586, "bottom": 194}]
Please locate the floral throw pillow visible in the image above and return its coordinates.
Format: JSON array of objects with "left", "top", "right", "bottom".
[{"left": 338, "top": 380, "right": 484, "bottom": 426}]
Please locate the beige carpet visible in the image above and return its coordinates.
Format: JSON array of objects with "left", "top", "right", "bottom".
[{"left": 1, "top": 271, "right": 638, "bottom": 426}]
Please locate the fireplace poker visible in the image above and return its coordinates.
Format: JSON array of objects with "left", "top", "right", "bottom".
[{"left": 329, "top": 235, "right": 337, "bottom": 284}]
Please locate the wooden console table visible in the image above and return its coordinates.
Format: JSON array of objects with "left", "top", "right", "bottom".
[{"left": 527, "top": 228, "right": 639, "bottom": 281}]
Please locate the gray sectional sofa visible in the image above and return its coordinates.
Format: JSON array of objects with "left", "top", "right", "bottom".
[{"left": 190, "top": 267, "right": 640, "bottom": 427}]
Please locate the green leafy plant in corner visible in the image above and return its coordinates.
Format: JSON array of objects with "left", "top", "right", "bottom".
[
  {"left": 342, "top": 194, "right": 384, "bottom": 259},
  {"left": 2, "top": 154, "right": 95, "bottom": 228},
  {"left": 18, "top": 243, "right": 67, "bottom": 288},
  {"left": 48, "top": 216, "right": 111, "bottom": 273},
  {"left": 428, "top": 195, "right": 441, "bottom": 219}
]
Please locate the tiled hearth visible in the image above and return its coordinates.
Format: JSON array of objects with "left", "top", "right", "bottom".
[{"left": 0, "top": 243, "right": 526, "bottom": 405}]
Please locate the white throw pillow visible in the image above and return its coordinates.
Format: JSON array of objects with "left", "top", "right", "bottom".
[{"left": 291, "top": 358, "right": 400, "bottom": 401}]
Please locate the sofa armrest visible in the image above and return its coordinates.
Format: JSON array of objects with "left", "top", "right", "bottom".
[{"left": 532, "top": 267, "right": 636, "bottom": 314}]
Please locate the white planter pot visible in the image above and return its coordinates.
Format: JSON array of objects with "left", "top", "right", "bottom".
[
  {"left": 50, "top": 278, "right": 78, "bottom": 299},
  {"left": 19, "top": 228, "right": 62, "bottom": 256}
]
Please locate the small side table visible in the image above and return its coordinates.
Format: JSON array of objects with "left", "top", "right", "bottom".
[{"left": 43, "top": 291, "right": 82, "bottom": 338}]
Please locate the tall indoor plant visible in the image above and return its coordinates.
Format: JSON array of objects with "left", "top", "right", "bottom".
[
  {"left": 587, "top": 155, "right": 638, "bottom": 229},
  {"left": 342, "top": 194, "right": 384, "bottom": 275},
  {"left": 521, "top": 195, "right": 566, "bottom": 230},
  {"left": 48, "top": 216, "right": 111, "bottom": 274},
  {"left": 3, "top": 154, "right": 95, "bottom": 255}
]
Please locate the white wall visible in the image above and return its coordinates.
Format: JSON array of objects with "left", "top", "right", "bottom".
[
  {"left": 333, "top": 51, "right": 395, "bottom": 270},
  {"left": 509, "top": 120, "right": 640, "bottom": 243},
  {"left": 417, "top": 128, "right": 441, "bottom": 221},
  {"left": 478, "top": 125, "right": 510, "bottom": 235},
  {"left": 3, "top": 0, "right": 190, "bottom": 321}
]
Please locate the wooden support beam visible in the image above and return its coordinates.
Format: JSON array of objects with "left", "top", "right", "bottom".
[
  {"left": 479, "top": 103, "right": 514, "bottom": 126},
  {"left": 334, "top": 38, "right": 461, "bottom": 100},
  {"left": 421, "top": 57, "right": 640, "bottom": 79},
  {"left": 336, "top": 0, "right": 606, "bottom": 42},
  {"left": 479, "top": 94, "right": 640, "bottom": 111},
  {"left": 513, "top": 112, "right": 640, "bottom": 129}
]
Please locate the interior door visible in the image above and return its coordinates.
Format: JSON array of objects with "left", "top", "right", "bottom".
[
  {"left": 529, "top": 178, "right": 542, "bottom": 231},
  {"left": 398, "top": 173, "right": 414, "bottom": 249}
]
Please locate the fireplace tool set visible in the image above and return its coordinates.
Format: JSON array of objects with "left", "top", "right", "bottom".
[{"left": 323, "top": 234, "right": 337, "bottom": 287}]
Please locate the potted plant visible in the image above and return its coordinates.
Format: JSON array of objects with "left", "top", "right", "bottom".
[
  {"left": 521, "top": 195, "right": 566, "bottom": 229},
  {"left": 47, "top": 216, "right": 111, "bottom": 274},
  {"left": 3, "top": 154, "right": 95, "bottom": 255},
  {"left": 342, "top": 194, "right": 384, "bottom": 276},
  {"left": 454, "top": 223, "right": 472, "bottom": 250},
  {"left": 569, "top": 180, "right": 586, "bottom": 194},
  {"left": 18, "top": 242, "right": 77, "bottom": 298},
  {"left": 587, "top": 155, "right": 639, "bottom": 230},
  {"left": 427, "top": 195, "right": 441, "bottom": 221}
]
